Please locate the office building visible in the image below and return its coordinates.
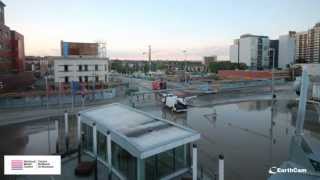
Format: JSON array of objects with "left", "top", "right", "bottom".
[
  {"left": 230, "top": 34, "right": 270, "bottom": 70},
  {"left": 230, "top": 39, "right": 240, "bottom": 64},
  {"left": 278, "top": 31, "right": 296, "bottom": 68},
  {"left": 53, "top": 56, "right": 109, "bottom": 84},
  {"left": 0, "top": 1, "right": 25, "bottom": 73},
  {"left": 269, "top": 40, "right": 279, "bottom": 69}
]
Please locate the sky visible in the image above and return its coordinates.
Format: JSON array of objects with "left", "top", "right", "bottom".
[{"left": 4, "top": 0, "right": 320, "bottom": 60}]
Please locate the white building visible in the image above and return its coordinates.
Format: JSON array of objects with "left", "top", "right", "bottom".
[
  {"left": 278, "top": 32, "right": 296, "bottom": 68},
  {"left": 230, "top": 34, "right": 270, "bottom": 70},
  {"left": 53, "top": 57, "right": 109, "bottom": 83},
  {"left": 230, "top": 41, "right": 239, "bottom": 63}
]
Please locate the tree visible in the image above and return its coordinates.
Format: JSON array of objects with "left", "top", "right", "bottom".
[
  {"left": 143, "top": 63, "right": 149, "bottom": 74},
  {"left": 208, "top": 61, "right": 247, "bottom": 73}
]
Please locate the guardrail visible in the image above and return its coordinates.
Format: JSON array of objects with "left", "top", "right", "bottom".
[{"left": 0, "top": 88, "right": 117, "bottom": 109}]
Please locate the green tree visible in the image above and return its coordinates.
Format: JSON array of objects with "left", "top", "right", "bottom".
[
  {"left": 143, "top": 63, "right": 149, "bottom": 74},
  {"left": 208, "top": 61, "right": 247, "bottom": 73}
]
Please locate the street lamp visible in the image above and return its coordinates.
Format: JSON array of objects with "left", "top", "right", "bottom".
[
  {"left": 269, "top": 48, "right": 276, "bottom": 98},
  {"left": 143, "top": 45, "right": 152, "bottom": 74},
  {"left": 44, "top": 73, "right": 49, "bottom": 109}
]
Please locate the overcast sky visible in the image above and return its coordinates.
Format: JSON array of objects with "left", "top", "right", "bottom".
[{"left": 4, "top": 0, "right": 320, "bottom": 60}]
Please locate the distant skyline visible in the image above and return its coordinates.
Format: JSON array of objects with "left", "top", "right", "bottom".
[{"left": 4, "top": 0, "right": 320, "bottom": 60}]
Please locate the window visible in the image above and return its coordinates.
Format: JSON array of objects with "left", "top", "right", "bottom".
[
  {"left": 79, "top": 65, "right": 82, "bottom": 71},
  {"left": 84, "top": 76, "right": 88, "bottom": 82},
  {"left": 79, "top": 76, "right": 82, "bottom": 82},
  {"left": 64, "top": 76, "right": 69, "bottom": 83},
  {"left": 64, "top": 65, "right": 68, "bottom": 72},
  {"left": 97, "top": 132, "right": 107, "bottom": 161},
  {"left": 81, "top": 123, "right": 93, "bottom": 152},
  {"left": 111, "top": 141, "right": 137, "bottom": 180},
  {"left": 145, "top": 145, "right": 189, "bottom": 179},
  {"left": 95, "top": 64, "right": 98, "bottom": 71},
  {"left": 84, "top": 65, "right": 88, "bottom": 71},
  {"left": 95, "top": 76, "right": 99, "bottom": 82}
]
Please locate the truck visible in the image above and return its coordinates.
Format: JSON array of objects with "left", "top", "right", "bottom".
[{"left": 160, "top": 91, "right": 196, "bottom": 112}]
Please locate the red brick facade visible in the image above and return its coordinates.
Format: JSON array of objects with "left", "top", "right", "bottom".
[
  {"left": 218, "top": 70, "right": 272, "bottom": 80},
  {"left": 0, "top": 1, "right": 25, "bottom": 73}
]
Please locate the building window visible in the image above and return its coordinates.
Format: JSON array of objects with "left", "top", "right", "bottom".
[
  {"left": 84, "top": 65, "right": 88, "bottom": 71},
  {"left": 97, "top": 132, "right": 107, "bottom": 161},
  {"left": 79, "top": 65, "right": 82, "bottom": 71},
  {"left": 84, "top": 76, "right": 88, "bottom": 82},
  {"left": 64, "top": 65, "right": 68, "bottom": 72},
  {"left": 95, "top": 76, "right": 99, "bottom": 82},
  {"left": 111, "top": 141, "right": 137, "bottom": 179},
  {"left": 64, "top": 76, "right": 69, "bottom": 83},
  {"left": 145, "top": 145, "right": 189, "bottom": 179},
  {"left": 95, "top": 65, "right": 98, "bottom": 71},
  {"left": 82, "top": 123, "right": 93, "bottom": 152},
  {"left": 79, "top": 76, "right": 83, "bottom": 82}
]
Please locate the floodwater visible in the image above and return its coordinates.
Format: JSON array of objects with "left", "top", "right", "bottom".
[
  {"left": 0, "top": 99, "right": 319, "bottom": 180},
  {"left": 139, "top": 99, "right": 320, "bottom": 180},
  {"left": 0, "top": 115, "right": 78, "bottom": 180}
]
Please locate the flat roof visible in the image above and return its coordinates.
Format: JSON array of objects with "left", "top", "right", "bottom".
[
  {"left": 53, "top": 56, "right": 109, "bottom": 60},
  {"left": 79, "top": 103, "right": 200, "bottom": 159}
]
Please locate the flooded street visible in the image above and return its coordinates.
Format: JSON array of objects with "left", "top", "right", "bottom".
[
  {"left": 139, "top": 99, "right": 320, "bottom": 180},
  {"left": 0, "top": 99, "right": 319, "bottom": 180}
]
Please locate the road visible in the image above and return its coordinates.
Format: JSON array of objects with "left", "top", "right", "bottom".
[{"left": 0, "top": 78, "right": 296, "bottom": 126}]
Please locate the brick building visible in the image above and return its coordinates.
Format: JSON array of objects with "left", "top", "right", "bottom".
[{"left": 0, "top": 1, "right": 25, "bottom": 74}]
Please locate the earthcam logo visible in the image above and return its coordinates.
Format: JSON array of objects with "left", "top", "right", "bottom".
[{"left": 269, "top": 166, "right": 307, "bottom": 174}]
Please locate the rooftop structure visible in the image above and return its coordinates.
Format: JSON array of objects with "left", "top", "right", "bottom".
[
  {"left": 61, "top": 41, "right": 99, "bottom": 57},
  {"left": 78, "top": 103, "right": 200, "bottom": 180}
]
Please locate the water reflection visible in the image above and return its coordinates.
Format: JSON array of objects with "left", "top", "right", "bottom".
[
  {"left": 0, "top": 100, "right": 319, "bottom": 180},
  {"left": 140, "top": 99, "right": 320, "bottom": 180},
  {"left": 0, "top": 115, "right": 78, "bottom": 180}
]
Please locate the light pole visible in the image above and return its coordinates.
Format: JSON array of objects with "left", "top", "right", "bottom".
[
  {"left": 182, "top": 50, "right": 187, "bottom": 84},
  {"left": 142, "top": 52, "right": 148, "bottom": 74},
  {"left": 148, "top": 45, "right": 151, "bottom": 74},
  {"left": 269, "top": 48, "right": 276, "bottom": 98},
  {"left": 45, "top": 74, "right": 49, "bottom": 109}
]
